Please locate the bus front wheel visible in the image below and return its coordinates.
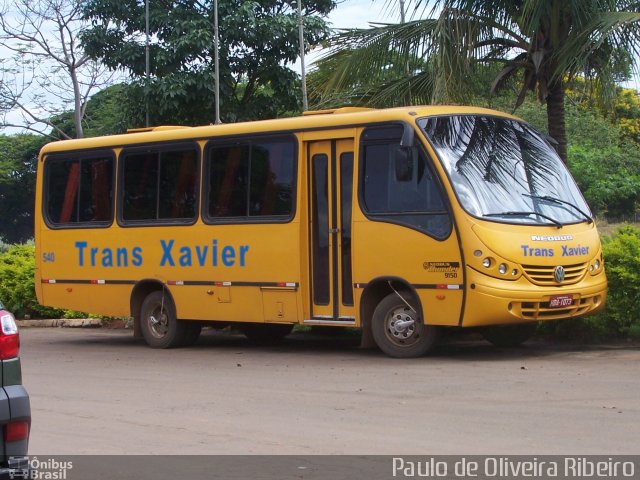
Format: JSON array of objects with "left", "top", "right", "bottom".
[
  {"left": 372, "top": 293, "right": 439, "bottom": 358},
  {"left": 140, "top": 291, "right": 186, "bottom": 348}
]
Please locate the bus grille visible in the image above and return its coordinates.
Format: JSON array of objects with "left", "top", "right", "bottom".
[
  {"left": 513, "top": 294, "right": 601, "bottom": 320},
  {"left": 522, "top": 262, "right": 588, "bottom": 286}
]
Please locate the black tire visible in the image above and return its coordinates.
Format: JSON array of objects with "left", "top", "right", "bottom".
[
  {"left": 240, "top": 323, "right": 293, "bottom": 344},
  {"left": 140, "top": 291, "right": 186, "bottom": 348},
  {"left": 181, "top": 322, "right": 202, "bottom": 347},
  {"left": 371, "top": 293, "right": 439, "bottom": 358},
  {"left": 481, "top": 322, "right": 538, "bottom": 347}
]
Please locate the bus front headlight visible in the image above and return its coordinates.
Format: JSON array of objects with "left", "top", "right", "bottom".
[
  {"left": 470, "top": 251, "right": 521, "bottom": 281},
  {"left": 589, "top": 254, "right": 604, "bottom": 275}
]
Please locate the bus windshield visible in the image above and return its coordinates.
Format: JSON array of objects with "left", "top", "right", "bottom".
[{"left": 418, "top": 115, "right": 592, "bottom": 226}]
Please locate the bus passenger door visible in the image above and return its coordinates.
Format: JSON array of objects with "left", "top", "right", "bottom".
[{"left": 307, "top": 139, "right": 356, "bottom": 325}]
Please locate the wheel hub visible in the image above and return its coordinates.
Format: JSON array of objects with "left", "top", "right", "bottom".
[
  {"left": 388, "top": 308, "right": 417, "bottom": 340},
  {"left": 148, "top": 310, "right": 169, "bottom": 338}
]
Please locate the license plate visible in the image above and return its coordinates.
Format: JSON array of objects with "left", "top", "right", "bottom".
[{"left": 549, "top": 294, "right": 574, "bottom": 308}]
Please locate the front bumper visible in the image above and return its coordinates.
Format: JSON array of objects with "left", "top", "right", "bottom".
[{"left": 462, "top": 270, "right": 607, "bottom": 327}]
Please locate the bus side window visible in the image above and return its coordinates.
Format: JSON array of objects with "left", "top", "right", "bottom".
[
  {"left": 122, "top": 153, "right": 159, "bottom": 221},
  {"left": 361, "top": 126, "right": 451, "bottom": 239},
  {"left": 364, "top": 143, "right": 440, "bottom": 213},
  {"left": 121, "top": 146, "right": 198, "bottom": 223},
  {"left": 208, "top": 145, "right": 250, "bottom": 217},
  {"left": 46, "top": 155, "right": 114, "bottom": 226},
  {"left": 249, "top": 141, "right": 295, "bottom": 217},
  {"left": 206, "top": 137, "right": 295, "bottom": 221},
  {"left": 159, "top": 150, "right": 198, "bottom": 219},
  {"left": 80, "top": 158, "right": 112, "bottom": 222}
]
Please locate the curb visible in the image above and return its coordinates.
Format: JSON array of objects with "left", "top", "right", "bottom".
[{"left": 17, "top": 319, "right": 103, "bottom": 328}]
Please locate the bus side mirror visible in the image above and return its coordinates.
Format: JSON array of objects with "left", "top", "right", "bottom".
[
  {"left": 400, "top": 123, "right": 414, "bottom": 148},
  {"left": 394, "top": 146, "right": 414, "bottom": 182}
]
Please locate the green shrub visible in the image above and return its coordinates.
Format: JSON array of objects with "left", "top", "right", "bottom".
[
  {"left": 0, "top": 243, "right": 120, "bottom": 320},
  {"left": 0, "top": 243, "right": 66, "bottom": 318},
  {"left": 598, "top": 225, "right": 640, "bottom": 336},
  {"left": 569, "top": 144, "right": 640, "bottom": 217},
  {"left": 542, "top": 225, "right": 640, "bottom": 340}
]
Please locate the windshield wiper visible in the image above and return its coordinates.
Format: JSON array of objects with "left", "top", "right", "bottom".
[
  {"left": 484, "top": 211, "right": 563, "bottom": 228},
  {"left": 523, "top": 194, "right": 593, "bottom": 224}
]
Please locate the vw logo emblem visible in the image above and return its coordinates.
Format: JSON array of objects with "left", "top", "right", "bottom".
[{"left": 554, "top": 266, "right": 565, "bottom": 283}]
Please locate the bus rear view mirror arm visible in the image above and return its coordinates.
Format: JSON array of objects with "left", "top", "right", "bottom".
[
  {"left": 394, "top": 146, "right": 414, "bottom": 182},
  {"left": 400, "top": 123, "right": 414, "bottom": 148}
]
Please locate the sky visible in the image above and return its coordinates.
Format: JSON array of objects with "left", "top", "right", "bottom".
[
  {"left": 328, "top": 0, "right": 395, "bottom": 28},
  {"left": 309, "top": 0, "right": 397, "bottom": 64},
  {"left": 292, "top": 0, "right": 392, "bottom": 75}
]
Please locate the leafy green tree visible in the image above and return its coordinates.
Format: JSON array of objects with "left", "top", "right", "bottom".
[
  {"left": 569, "top": 144, "right": 640, "bottom": 217},
  {"left": 313, "top": 0, "right": 640, "bottom": 162},
  {"left": 81, "top": 0, "right": 335, "bottom": 125},
  {"left": 0, "top": 134, "right": 47, "bottom": 243},
  {"left": 614, "top": 87, "right": 640, "bottom": 142}
]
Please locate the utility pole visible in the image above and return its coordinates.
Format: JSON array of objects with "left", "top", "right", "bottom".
[
  {"left": 214, "top": 0, "right": 221, "bottom": 124},
  {"left": 297, "top": 0, "right": 308, "bottom": 111},
  {"left": 145, "top": 0, "right": 150, "bottom": 127}
]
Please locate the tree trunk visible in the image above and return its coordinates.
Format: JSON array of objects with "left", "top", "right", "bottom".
[
  {"left": 546, "top": 82, "right": 567, "bottom": 163},
  {"left": 70, "top": 68, "right": 84, "bottom": 139}
]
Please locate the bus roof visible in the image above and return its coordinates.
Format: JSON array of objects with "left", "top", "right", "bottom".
[{"left": 39, "top": 105, "right": 520, "bottom": 155}]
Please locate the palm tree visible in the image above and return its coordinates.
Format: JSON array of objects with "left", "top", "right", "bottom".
[{"left": 312, "top": 0, "right": 640, "bottom": 162}]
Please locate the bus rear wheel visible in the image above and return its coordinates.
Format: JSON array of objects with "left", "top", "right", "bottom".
[
  {"left": 372, "top": 293, "right": 439, "bottom": 358},
  {"left": 140, "top": 291, "right": 186, "bottom": 348},
  {"left": 481, "top": 322, "right": 537, "bottom": 347}
]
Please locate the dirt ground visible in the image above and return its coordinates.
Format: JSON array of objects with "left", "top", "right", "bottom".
[{"left": 19, "top": 327, "right": 640, "bottom": 455}]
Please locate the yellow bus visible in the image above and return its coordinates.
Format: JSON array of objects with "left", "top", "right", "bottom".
[{"left": 34, "top": 106, "right": 607, "bottom": 357}]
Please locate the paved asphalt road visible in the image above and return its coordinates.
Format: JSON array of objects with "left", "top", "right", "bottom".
[{"left": 19, "top": 327, "right": 640, "bottom": 455}]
